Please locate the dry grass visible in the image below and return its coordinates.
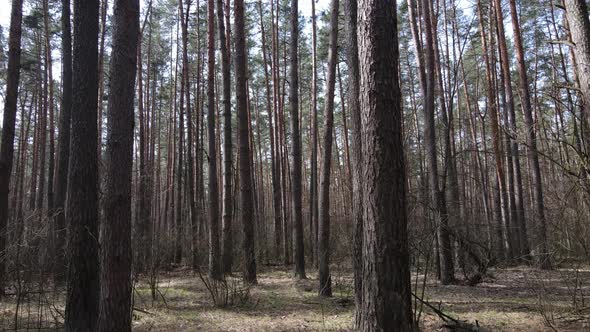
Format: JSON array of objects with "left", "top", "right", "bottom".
[
  {"left": 2, "top": 265, "right": 590, "bottom": 331},
  {"left": 132, "top": 266, "right": 353, "bottom": 331}
]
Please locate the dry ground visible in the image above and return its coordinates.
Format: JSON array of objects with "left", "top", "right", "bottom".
[{"left": 2, "top": 265, "right": 590, "bottom": 331}]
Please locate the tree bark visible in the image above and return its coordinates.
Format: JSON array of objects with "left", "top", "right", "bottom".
[
  {"left": 0, "top": 0, "right": 24, "bottom": 296},
  {"left": 218, "top": 0, "right": 233, "bottom": 275},
  {"left": 289, "top": 0, "right": 306, "bottom": 280},
  {"left": 207, "top": 0, "right": 222, "bottom": 280},
  {"left": 344, "top": 0, "right": 362, "bottom": 326},
  {"left": 97, "top": 0, "right": 139, "bottom": 330},
  {"left": 421, "top": 0, "right": 455, "bottom": 284},
  {"left": 318, "top": 0, "right": 339, "bottom": 297},
  {"left": 357, "top": 0, "right": 413, "bottom": 329},
  {"left": 309, "top": 0, "right": 319, "bottom": 267},
  {"left": 64, "top": 0, "right": 101, "bottom": 329},
  {"left": 235, "top": 0, "right": 257, "bottom": 284}
]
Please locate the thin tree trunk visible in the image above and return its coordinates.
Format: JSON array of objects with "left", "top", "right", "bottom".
[
  {"left": 289, "top": 0, "right": 306, "bottom": 280},
  {"left": 218, "top": 0, "right": 233, "bottom": 275},
  {"left": 207, "top": 0, "right": 222, "bottom": 280},
  {"left": 422, "top": 0, "right": 455, "bottom": 284},
  {"left": 345, "top": 0, "right": 361, "bottom": 323},
  {"left": 309, "top": 0, "right": 319, "bottom": 267},
  {"left": 318, "top": 0, "right": 339, "bottom": 297},
  {"left": 54, "top": 0, "right": 72, "bottom": 284}
]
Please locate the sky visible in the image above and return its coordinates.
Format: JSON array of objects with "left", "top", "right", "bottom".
[
  {"left": 0, "top": 0, "right": 332, "bottom": 27},
  {"left": 0, "top": 4, "right": 9, "bottom": 28}
]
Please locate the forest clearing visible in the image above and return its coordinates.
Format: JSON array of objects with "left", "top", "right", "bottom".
[{"left": 2, "top": 265, "right": 590, "bottom": 331}]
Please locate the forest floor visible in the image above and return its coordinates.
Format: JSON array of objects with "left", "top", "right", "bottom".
[{"left": 2, "top": 264, "right": 590, "bottom": 331}]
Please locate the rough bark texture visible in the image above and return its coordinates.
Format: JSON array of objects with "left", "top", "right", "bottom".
[
  {"left": 65, "top": 0, "right": 101, "bottom": 330},
  {"left": 566, "top": 0, "right": 590, "bottom": 144},
  {"left": 344, "top": 0, "right": 362, "bottom": 326},
  {"left": 290, "top": 0, "right": 306, "bottom": 280},
  {"left": 97, "top": 0, "right": 139, "bottom": 330},
  {"left": 207, "top": 0, "right": 222, "bottom": 280},
  {"left": 318, "top": 0, "right": 339, "bottom": 297},
  {"left": 0, "top": 0, "right": 24, "bottom": 295},
  {"left": 235, "top": 0, "right": 257, "bottom": 284},
  {"left": 218, "top": 0, "right": 233, "bottom": 275},
  {"left": 357, "top": 0, "right": 413, "bottom": 330}
]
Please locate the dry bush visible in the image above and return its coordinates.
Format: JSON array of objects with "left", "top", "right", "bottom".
[{"left": 197, "top": 269, "right": 254, "bottom": 308}]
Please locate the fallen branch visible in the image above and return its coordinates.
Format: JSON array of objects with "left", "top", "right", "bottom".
[
  {"left": 133, "top": 307, "right": 154, "bottom": 315},
  {"left": 412, "top": 293, "right": 491, "bottom": 331}
]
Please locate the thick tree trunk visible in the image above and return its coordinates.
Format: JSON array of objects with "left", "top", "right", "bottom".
[
  {"left": 235, "top": 0, "right": 257, "bottom": 284},
  {"left": 0, "top": 0, "right": 24, "bottom": 296},
  {"left": 97, "top": 0, "right": 139, "bottom": 330},
  {"left": 64, "top": 0, "right": 101, "bottom": 329},
  {"left": 357, "top": 0, "right": 413, "bottom": 329}
]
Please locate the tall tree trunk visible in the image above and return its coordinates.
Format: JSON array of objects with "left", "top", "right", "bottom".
[
  {"left": 97, "top": 0, "right": 139, "bottom": 330},
  {"left": 235, "top": 0, "right": 257, "bottom": 284},
  {"left": 492, "top": 0, "right": 521, "bottom": 260},
  {"left": 137, "top": 1, "right": 153, "bottom": 274},
  {"left": 54, "top": 0, "right": 72, "bottom": 284},
  {"left": 309, "top": 0, "right": 319, "bottom": 267},
  {"left": 422, "top": 0, "right": 455, "bottom": 284},
  {"left": 181, "top": 0, "right": 197, "bottom": 271},
  {"left": 0, "top": 0, "right": 24, "bottom": 296},
  {"left": 258, "top": 0, "right": 281, "bottom": 263},
  {"left": 218, "top": 0, "right": 233, "bottom": 275},
  {"left": 64, "top": 0, "right": 100, "bottom": 329},
  {"left": 43, "top": 0, "right": 55, "bottom": 212},
  {"left": 175, "top": 2, "right": 185, "bottom": 266},
  {"left": 476, "top": 0, "right": 508, "bottom": 261},
  {"left": 207, "top": 0, "right": 222, "bottom": 280},
  {"left": 290, "top": 0, "right": 306, "bottom": 280},
  {"left": 344, "top": 0, "right": 362, "bottom": 326},
  {"left": 318, "top": 0, "right": 339, "bottom": 297},
  {"left": 37, "top": 32, "right": 47, "bottom": 212},
  {"left": 357, "top": 0, "right": 413, "bottom": 329}
]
